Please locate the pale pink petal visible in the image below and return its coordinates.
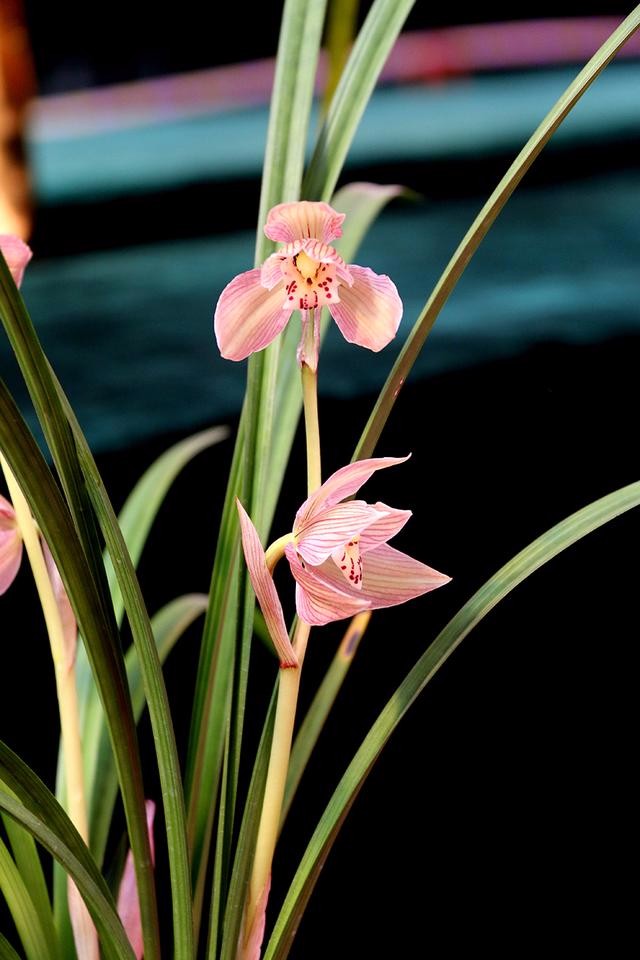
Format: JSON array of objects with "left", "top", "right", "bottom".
[
  {"left": 237, "top": 500, "right": 297, "bottom": 667},
  {"left": 295, "top": 456, "right": 410, "bottom": 527},
  {"left": 214, "top": 268, "right": 293, "bottom": 361},
  {"left": 41, "top": 539, "right": 77, "bottom": 670},
  {"left": 286, "top": 543, "right": 368, "bottom": 626},
  {"left": 357, "top": 543, "right": 451, "bottom": 607},
  {"left": 358, "top": 502, "right": 412, "bottom": 554},
  {"left": 117, "top": 800, "right": 156, "bottom": 960},
  {"left": 0, "top": 495, "right": 22, "bottom": 595},
  {"left": 264, "top": 201, "right": 345, "bottom": 244},
  {"left": 259, "top": 253, "right": 286, "bottom": 291},
  {"left": 295, "top": 500, "right": 385, "bottom": 566},
  {"left": 0, "top": 235, "right": 32, "bottom": 288},
  {"left": 329, "top": 264, "right": 402, "bottom": 351},
  {"left": 287, "top": 541, "right": 450, "bottom": 626}
]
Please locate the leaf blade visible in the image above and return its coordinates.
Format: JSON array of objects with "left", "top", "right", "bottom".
[{"left": 265, "top": 479, "right": 640, "bottom": 959}]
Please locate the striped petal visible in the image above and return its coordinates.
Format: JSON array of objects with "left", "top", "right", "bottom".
[
  {"left": 237, "top": 499, "right": 297, "bottom": 667},
  {"left": 287, "top": 541, "right": 450, "bottom": 626},
  {"left": 286, "top": 543, "right": 368, "bottom": 626},
  {"left": 295, "top": 500, "right": 385, "bottom": 566},
  {"left": 0, "top": 235, "right": 32, "bottom": 287},
  {"left": 359, "top": 503, "right": 412, "bottom": 554},
  {"left": 214, "top": 268, "right": 292, "bottom": 361},
  {"left": 329, "top": 264, "right": 402, "bottom": 351},
  {"left": 264, "top": 201, "right": 345, "bottom": 244},
  {"left": 357, "top": 543, "right": 451, "bottom": 607},
  {"left": 0, "top": 495, "right": 22, "bottom": 595},
  {"left": 117, "top": 800, "right": 156, "bottom": 960},
  {"left": 295, "top": 456, "right": 410, "bottom": 527},
  {"left": 260, "top": 253, "right": 287, "bottom": 290}
]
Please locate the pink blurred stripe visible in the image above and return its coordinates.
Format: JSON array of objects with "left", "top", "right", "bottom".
[{"left": 30, "top": 18, "right": 640, "bottom": 140}]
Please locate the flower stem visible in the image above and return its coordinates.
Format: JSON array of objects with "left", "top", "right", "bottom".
[
  {"left": 0, "top": 453, "right": 98, "bottom": 959},
  {"left": 241, "top": 310, "right": 322, "bottom": 955},
  {"left": 242, "top": 622, "right": 310, "bottom": 956},
  {"left": 264, "top": 533, "right": 294, "bottom": 573}
]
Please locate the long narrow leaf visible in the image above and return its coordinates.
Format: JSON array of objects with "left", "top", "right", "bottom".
[
  {"left": 52, "top": 376, "right": 194, "bottom": 960},
  {"left": 0, "top": 930, "right": 22, "bottom": 960},
  {"left": 190, "top": 0, "right": 328, "bottom": 942},
  {"left": 87, "top": 594, "right": 208, "bottom": 867},
  {"left": 265, "top": 479, "right": 640, "bottom": 959},
  {"left": 354, "top": 6, "right": 640, "bottom": 461},
  {"left": 303, "top": 0, "right": 415, "bottom": 201},
  {"left": 105, "top": 426, "right": 227, "bottom": 627},
  {"left": 0, "top": 792, "right": 135, "bottom": 960},
  {"left": 0, "top": 739, "right": 136, "bottom": 960},
  {"left": 0, "top": 376, "right": 159, "bottom": 959},
  {"left": 56, "top": 426, "right": 223, "bottom": 931},
  {"left": 0, "top": 836, "right": 56, "bottom": 960},
  {"left": 281, "top": 612, "right": 369, "bottom": 826},
  {"left": 1, "top": 814, "right": 58, "bottom": 958}
]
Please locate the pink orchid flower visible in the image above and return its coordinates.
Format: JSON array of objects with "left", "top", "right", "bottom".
[
  {"left": 0, "top": 494, "right": 23, "bottom": 594},
  {"left": 0, "top": 234, "right": 32, "bottom": 287},
  {"left": 238, "top": 456, "right": 450, "bottom": 631},
  {"left": 214, "top": 200, "right": 402, "bottom": 370}
]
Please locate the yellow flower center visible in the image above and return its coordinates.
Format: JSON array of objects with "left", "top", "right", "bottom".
[{"left": 294, "top": 250, "right": 319, "bottom": 281}]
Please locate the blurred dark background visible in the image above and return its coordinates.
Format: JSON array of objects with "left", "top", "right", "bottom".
[{"left": 1, "top": 3, "right": 638, "bottom": 957}]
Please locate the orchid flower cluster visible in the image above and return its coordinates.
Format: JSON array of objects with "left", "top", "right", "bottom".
[
  {"left": 214, "top": 200, "right": 450, "bottom": 955},
  {"left": 215, "top": 201, "right": 448, "bottom": 637}
]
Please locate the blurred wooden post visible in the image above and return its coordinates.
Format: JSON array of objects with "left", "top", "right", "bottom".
[{"left": 0, "top": 0, "right": 36, "bottom": 237}]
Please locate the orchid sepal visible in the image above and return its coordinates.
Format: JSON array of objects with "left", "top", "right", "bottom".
[{"left": 237, "top": 500, "right": 298, "bottom": 668}]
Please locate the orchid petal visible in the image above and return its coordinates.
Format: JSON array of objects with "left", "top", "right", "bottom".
[
  {"left": 295, "top": 500, "right": 385, "bottom": 566},
  {"left": 264, "top": 201, "right": 345, "bottom": 244},
  {"left": 288, "top": 541, "right": 449, "bottom": 626},
  {"left": 329, "top": 264, "right": 402, "bottom": 351},
  {"left": 359, "top": 503, "right": 412, "bottom": 554},
  {"left": 0, "top": 235, "right": 32, "bottom": 287},
  {"left": 286, "top": 543, "right": 368, "bottom": 626},
  {"left": 41, "top": 539, "right": 77, "bottom": 670},
  {"left": 214, "top": 268, "right": 293, "bottom": 361},
  {"left": 0, "top": 495, "right": 22, "bottom": 595},
  {"left": 237, "top": 500, "right": 298, "bottom": 667},
  {"left": 260, "top": 254, "right": 286, "bottom": 291},
  {"left": 117, "top": 800, "right": 156, "bottom": 960},
  {"left": 357, "top": 543, "right": 451, "bottom": 607},
  {"left": 295, "top": 456, "right": 410, "bottom": 527}
]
